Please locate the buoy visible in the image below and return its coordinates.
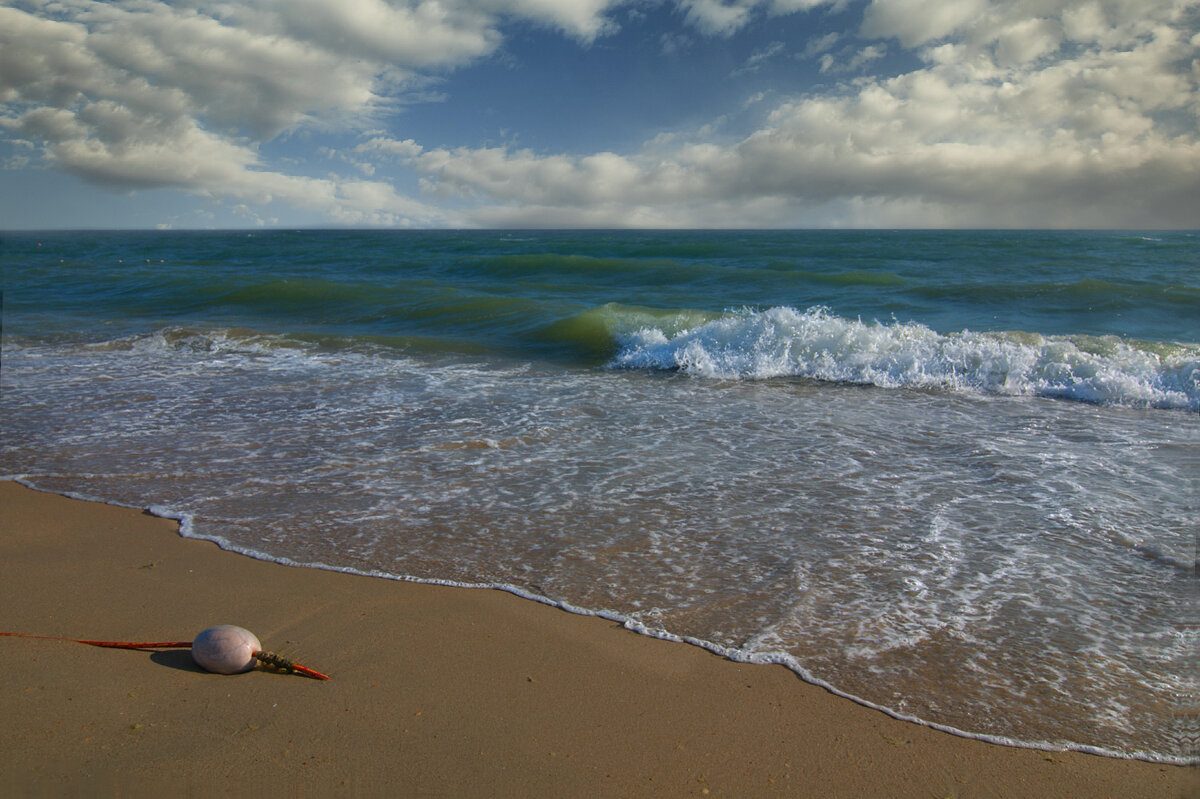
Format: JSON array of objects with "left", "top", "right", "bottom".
[
  {"left": 1, "top": 627, "right": 331, "bottom": 679},
  {"left": 191, "top": 625, "right": 261, "bottom": 674}
]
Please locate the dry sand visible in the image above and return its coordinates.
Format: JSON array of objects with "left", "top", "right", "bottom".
[{"left": 1, "top": 481, "right": 1193, "bottom": 797}]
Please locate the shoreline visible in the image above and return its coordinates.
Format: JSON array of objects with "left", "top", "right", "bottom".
[
  {"left": 88, "top": 484, "right": 1186, "bottom": 769},
  {"left": 1, "top": 481, "right": 1193, "bottom": 796}
]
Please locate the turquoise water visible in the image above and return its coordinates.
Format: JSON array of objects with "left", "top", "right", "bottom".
[
  {"left": 5, "top": 229, "right": 1198, "bottom": 356},
  {"left": 2, "top": 229, "right": 1197, "bottom": 762}
]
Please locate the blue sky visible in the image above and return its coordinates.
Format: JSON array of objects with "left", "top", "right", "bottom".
[{"left": 1, "top": 0, "right": 1197, "bottom": 229}]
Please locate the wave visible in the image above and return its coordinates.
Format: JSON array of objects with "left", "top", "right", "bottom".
[
  {"left": 763, "top": 264, "right": 907, "bottom": 287},
  {"left": 539, "top": 303, "right": 723, "bottom": 361},
  {"left": 610, "top": 306, "right": 1200, "bottom": 410},
  {"left": 22, "top": 305, "right": 1198, "bottom": 411},
  {"left": 918, "top": 277, "right": 1200, "bottom": 308},
  {"left": 481, "top": 252, "right": 697, "bottom": 281},
  {"left": 214, "top": 278, "right": 380, "bottom": 310}
]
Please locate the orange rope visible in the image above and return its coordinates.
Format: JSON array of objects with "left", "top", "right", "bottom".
[{"left": 0, "top": 631, "right": 191, "bottom": 649}]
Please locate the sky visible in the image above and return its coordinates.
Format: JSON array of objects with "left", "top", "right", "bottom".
[{"left": 1, "top": 0, "right": 1197, "bottom": 229}]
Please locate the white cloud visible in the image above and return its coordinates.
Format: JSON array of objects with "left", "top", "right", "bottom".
[
  {"left": 356, "top": 137, "right": 426, "bottom": 161},
  {"left": 861, "top": 0, "right": 989, "bottom": 47},
  {"left": 732, "top": 41, "right": 786, "bottom": 75},
  {"left": 2, "top": 0, "right": 1197, "bottom": 229},
  {"left": 849, "top": 44, "right": 888, "bottom": 70},
  {"left": 479, "top": 0, "right": 623, "bottom": 40},
  {"left": 0, "top": 0, "right": 633, "bottom": 226},
  {"left": 411, "top": 2, "right": 1200, "bottom": 228},
  {"left": 1062, "top": 2, "right": 1112, "bottom": 44},
  {"left": 992, "top": 17, "right": 1062, "bottom": 66},
  {"left": 819, "top": 43, "right": 888, "bottom": 73},
  {"left": 248, "top": 0, "right": 499, "bottom": 67},
  {"left": 677, "top": 0, "right": 753, "bottom": 36},
  {"left": 32, "top": 2, "right": 383, "bottom": 139},
  {"left": 660, "top": 31, "right": 694, "bottom": 54},
  {"left": 675, "top": 0, "right": 838, "bottom": 36},
  {"left": 802, "top": 31, "right": 841, "bottom": 58},
  {"left": 769, "top": 0, "right": 841, "bottom": 10}
]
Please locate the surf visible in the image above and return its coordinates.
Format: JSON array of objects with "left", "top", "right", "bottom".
[{"left": 609, "top": 306, "right": 1200, "bottom": 411}]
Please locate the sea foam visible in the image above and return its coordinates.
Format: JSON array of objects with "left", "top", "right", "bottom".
[{"left": 612, "top": 306, "right": 1199, "bottom": 410}]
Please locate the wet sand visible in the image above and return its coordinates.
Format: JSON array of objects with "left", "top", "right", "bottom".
[{"left": 0, "top": 481, "right": 1193, "bottom": 796}]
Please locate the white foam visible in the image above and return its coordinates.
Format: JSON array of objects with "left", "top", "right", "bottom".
[
  {"left": 612, "top": 306, "right": 1200, "bottom": 410},
  {"left": 24, "top": 488, "right": 1185, "bottom": 766},
  {"left": 4, "top": 329, "right": 1195, "bottom": 764}
]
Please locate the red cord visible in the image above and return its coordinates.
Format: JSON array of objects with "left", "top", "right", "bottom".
[
  {"left": 0, "top": 631, "right": 191, "bottom": 648},
  {"left": 2, "top": 631, "right": 331, "bottom": 678}
]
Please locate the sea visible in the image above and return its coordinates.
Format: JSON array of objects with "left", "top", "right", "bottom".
[{"left": 1, "top": 229, "right": 1196, "bottom": 764}]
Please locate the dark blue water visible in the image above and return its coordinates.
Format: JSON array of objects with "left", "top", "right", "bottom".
[
  {"left": 4, "top": 229, "right": 1197, "bottom": 355},
  {"left": 2, "top": 229, "right": 1197, "bottom": 762}
]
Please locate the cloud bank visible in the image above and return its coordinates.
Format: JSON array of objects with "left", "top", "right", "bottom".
[
  {"left": 1, "top": 0, "right": 1197, "bottom": 227},
  {"left": 403, "top": 0, "right": 1200, "bottom": 227}
]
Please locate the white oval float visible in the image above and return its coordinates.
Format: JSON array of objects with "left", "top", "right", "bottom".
[{"left": 191, "top": 625, "right": 261, "bottom": 674}]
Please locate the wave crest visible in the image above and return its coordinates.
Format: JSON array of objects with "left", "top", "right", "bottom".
[{"left": 611, "top": 307, "right": 1199, "bottom": 410}]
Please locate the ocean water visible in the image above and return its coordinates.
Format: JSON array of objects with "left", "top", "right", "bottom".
[{"left": 1, "top": 229, "right": 1196, "bottom": 763}]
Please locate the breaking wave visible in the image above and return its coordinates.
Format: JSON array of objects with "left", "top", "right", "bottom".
[{"left": 612, "top": 306, "right": 1199, "bottom": 411}]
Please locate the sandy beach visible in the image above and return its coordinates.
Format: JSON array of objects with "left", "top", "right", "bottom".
[{"left": 0, "top": 481, "right": 1192, "bottom": 797}]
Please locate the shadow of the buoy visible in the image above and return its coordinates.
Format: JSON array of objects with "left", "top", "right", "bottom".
[{"left": 150, "top": 649, "right": 206, "bottom": 674}]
